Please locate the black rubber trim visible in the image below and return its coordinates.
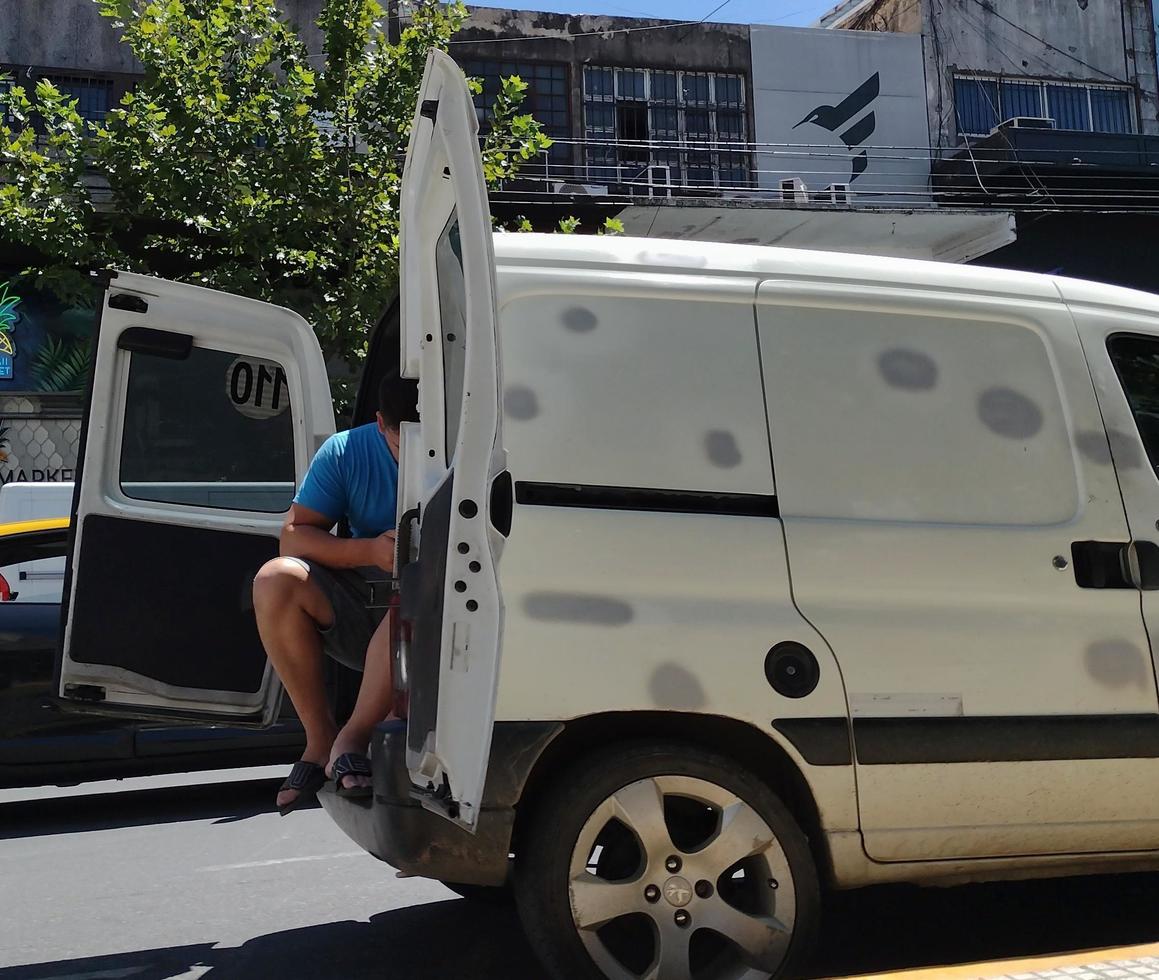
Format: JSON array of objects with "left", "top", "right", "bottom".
[
  {"left": 515, "top": 481, "right": 779, "bottom": 518},
  {"left": 402, "top": 475, "right": 454, "bottom": 767},
  {"left": 771, "top": 717, "right": 852, "bottom": 766},
  {"left": 853, "top": 715, "right": 1159, "bottom": 765},
  {"left": 56, "top": 272, "right": 107, "bottom": 700},
  {"left": 117, "top": 326, "right": 192, "bottom": 360},
  {"left": 489, "top": 471, "right": 513, "bottom": 537}
]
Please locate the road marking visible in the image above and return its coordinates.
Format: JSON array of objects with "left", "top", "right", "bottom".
[
  {"left": 197, "top": 850, "right": 366, "bottom": 872},
  {"left": 33, "top": 965, "right": 212, "bottom": 980}
]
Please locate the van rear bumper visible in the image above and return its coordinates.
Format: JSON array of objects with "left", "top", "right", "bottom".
[{"left": 318, "top": 719, "right": 562, "bottom": 887}]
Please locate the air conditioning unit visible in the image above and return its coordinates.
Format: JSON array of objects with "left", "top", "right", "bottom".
[
  {"left": 821, "top": 183, "right": 853, "bottom": 205},
  {"left": 780, "top": 177, "right": 809, "bottom": 203},
  {"left": 648, "top": 165, "right": 672, "bottom": 198},
  {"left": 992, "top": 116, "right": 1056, "bottom": 134}
]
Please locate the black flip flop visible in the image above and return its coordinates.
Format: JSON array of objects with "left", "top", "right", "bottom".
[
  {"left": 331, "top": 752, "right": 374, "bottom": 800},
  {"left": 277, "top": 760, "right": 327, "bottom": 816}
]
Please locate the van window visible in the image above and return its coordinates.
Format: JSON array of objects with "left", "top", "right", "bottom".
[
  {"left": 499, "top": 290, "right": 773, "bottom": 494},
  {"left": 757, "top": 303, "right": 1077, "bottom": 525},
  {"left": 119, "top": 345, "right": 295, "bottom": 512},
  {"left": 437, "top": 212, "right": 466, "bottom": 461},
  {"left": 1107, "top": 334, "right": 1159, "bottom": 478}
]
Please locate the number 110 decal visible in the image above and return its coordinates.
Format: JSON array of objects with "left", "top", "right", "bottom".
[{"left": 225, "top": 356, "right": 290, "bottom": 420}]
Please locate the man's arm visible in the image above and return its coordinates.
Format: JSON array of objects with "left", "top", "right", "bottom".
[{"left": 280, "top": 503, "right": 395, "bottom": 572}]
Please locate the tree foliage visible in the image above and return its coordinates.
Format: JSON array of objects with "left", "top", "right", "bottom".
[{"left": 0, "top": 0, "right": 551, "bottom": 373}]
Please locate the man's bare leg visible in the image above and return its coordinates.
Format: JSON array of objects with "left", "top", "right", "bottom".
[
  {"left": 253, "top": 557, "right": 339, "bottom": 808},
  {"left": 328, "top": 612, "right": 395, "bottom": 791}
]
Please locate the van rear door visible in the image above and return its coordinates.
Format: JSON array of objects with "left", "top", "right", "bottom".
[
  {"left": 396, "top": 50, "right": 507, "bottom": 830},
  {"left": 55, "top": 274, "right": 334, "bottom": 726}
]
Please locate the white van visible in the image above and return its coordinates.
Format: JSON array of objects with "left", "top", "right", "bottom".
[{"left": 52, "top": 52, "right": 1159, "bottom": 979}]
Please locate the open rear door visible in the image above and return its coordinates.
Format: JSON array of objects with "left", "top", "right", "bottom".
[
  {"left": 397, "top": 50, "right": 507, "bottom": 830},
  {"left": 56, "top": 273, "right": 334, "bottom": 726}
]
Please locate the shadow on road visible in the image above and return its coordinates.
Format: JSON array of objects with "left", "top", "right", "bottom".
[
  {"left": 4, "top": 777, "right": 1159, "bottom": 978},
  {"left": 807, "top": 870, "right": 1159, "bottom": 978},
  {"left": 3, "top": 871, "right": 1159, "bottom": 979},
  {"left": 0, "top": 900, "right": 541, "bottom": 980},
  {"left": 0, "top": 777, "right": 298, "bottom": 840}
]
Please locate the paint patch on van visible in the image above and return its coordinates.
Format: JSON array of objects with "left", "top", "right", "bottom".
[
  {"left": 704, "top": 430, "right": 742, "bottom": 468},
  {"left": 877, "top": 348, "right": 938, "bottom": 391},
  {"left": 561, "top": 307, "right": 598, "bottom": 333},
  {"left": 1085, "top": 640, "right": 1149, "bottom": 688},
  {"left": 1106, "top": 429, "right": 1144, "bottom": 469},
  {"left": 1075, "top": 430, "right": 1113, "bottom": 465},
  {"left": 504, "top": 385, "right": 540, "bottom": 421},
  {"left": 977, "top": 387, "right": 1043, "bottom": 440},
  {"left": 638, "top": 249, "right": 709, "bottom": 268},
  {"left": 649, "top": 663, "right": 707, "bottom": 710},
  {"left": 523, "top": 591, "right": 634, "bottom": 626}
]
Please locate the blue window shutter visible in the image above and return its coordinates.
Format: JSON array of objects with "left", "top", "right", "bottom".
[
  {"left": 1000, "top": 81, "right": 1042, "bottom": 120},
  {"left": 954, "top": 77, "right": 999, "bottom": 135},
  {"left": 1090, "top": 88, "right": 1132, "bottom": 134},
  {"left": 1047, "top": 85, "right": 1090, "bottom": 130}
]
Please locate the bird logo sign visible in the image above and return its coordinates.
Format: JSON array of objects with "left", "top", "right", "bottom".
[{"left": 793, "top": 72, "right": 880, "bottom": 183}]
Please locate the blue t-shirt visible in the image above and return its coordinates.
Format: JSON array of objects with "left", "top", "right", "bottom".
[{"left": 294, "top": 423, "right": 398, "bottom": 539}]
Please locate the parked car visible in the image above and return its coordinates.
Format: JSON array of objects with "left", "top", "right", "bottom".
[
  {"left": 0, "top": 513, "right": 305, "bottom": 788},
  {"left": 44, "top": 50, "right": 1159, "bottom": 980}
]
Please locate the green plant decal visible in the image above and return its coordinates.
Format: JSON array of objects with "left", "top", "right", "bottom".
[
  {"left": 31, "top": 336, "right": 90, "bottom": 392},
  {"left": 0, "top": 284, "right": 20, "bottom": 362}
]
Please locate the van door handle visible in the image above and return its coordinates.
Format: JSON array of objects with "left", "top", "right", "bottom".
[
  {"left": 1070, "top": 540, "right": 1159, "bottom": 590},
  {"left": 1070, "top": 540, "right": 1132, "bottom": 589},
  {"left": 1123, "top": 540, "right": 1159, "bottom": 590},
  {"left": 395, "top": 507, "right": 420, "bottom": 579}
]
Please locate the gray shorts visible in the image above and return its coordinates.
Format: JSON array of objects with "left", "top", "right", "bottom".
[{"left": 286, "top": 558, "right": 392, "bottom": 672}]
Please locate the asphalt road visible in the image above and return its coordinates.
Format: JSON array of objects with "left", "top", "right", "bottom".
[{"left": 2, "top": 768, "right": 1159, "bottom": 980}]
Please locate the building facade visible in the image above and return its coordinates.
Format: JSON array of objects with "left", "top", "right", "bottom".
[
  {"left": 821, "top": 0, "right": 1159, "bottom": 293},
  {"left": 0, "top": 0, "right": 1029, "bottom": 478}
]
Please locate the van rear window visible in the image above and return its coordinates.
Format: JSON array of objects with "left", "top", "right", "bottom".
[{"left": 119, "top": 345, "right": 295, "bottom": 513}]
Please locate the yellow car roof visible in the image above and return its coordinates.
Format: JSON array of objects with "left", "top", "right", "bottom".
[{"left": 0, "top": 516, "right": 71, "bottom": 537}]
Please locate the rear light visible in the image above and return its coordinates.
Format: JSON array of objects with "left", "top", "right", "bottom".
[{"left": 0, "top": 572, "right": 14, "bottom": 602}]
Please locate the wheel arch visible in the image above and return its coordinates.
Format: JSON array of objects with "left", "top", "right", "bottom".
[{"left": 509, "top": 710, "right": 833, "bottom": 885}]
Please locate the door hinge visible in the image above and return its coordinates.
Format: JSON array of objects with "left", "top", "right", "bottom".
[{"left": 63, "top": 683, "right": 106, "bottom": 702}]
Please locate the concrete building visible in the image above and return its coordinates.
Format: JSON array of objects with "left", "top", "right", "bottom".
[{"left": 820, "top": 0, "right": 1159, "bottom": 294}]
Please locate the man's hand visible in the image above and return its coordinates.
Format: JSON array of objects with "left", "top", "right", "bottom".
[{"left": 368, "top": 530, "right": 397, "bottom": 573}]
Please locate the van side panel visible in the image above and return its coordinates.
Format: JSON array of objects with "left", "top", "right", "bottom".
[
  {"left": 756, "top": 280, "right": 1159, "bottom": 862},
  {"left": 490, "top": 271, "right": 858, "bottom": 834}
]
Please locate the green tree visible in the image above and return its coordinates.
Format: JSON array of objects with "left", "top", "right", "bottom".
[{"left": 0, "top": 0, "right": 551, "bottom": 383}]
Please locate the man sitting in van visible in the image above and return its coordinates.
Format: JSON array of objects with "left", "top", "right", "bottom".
[{"left": 252, "top": 373, "right": 417, "bottom": 813}]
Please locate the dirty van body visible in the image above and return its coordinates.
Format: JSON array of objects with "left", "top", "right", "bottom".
[{"left": 51, "top": 51, "right": 1159, "bottom": 980}]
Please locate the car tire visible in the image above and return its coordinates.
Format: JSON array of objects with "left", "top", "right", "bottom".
[
  {"left": 514, "top": 740, "right": 820, "bottom": 980},
  {"left": 440, "top": 880, "right": 514, "bottom": 904}
]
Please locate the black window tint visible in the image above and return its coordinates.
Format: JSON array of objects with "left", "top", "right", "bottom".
[
  {"left": 1108, "top": 334, "right": 1159, "bottom": 476},
  {"left": 120, "top": 345, "right": 295, "bottom": 512}
]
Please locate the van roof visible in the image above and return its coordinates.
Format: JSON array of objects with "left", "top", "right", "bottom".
[{"left": 493, "top": 233, "right": 1159, "bottom": 314}]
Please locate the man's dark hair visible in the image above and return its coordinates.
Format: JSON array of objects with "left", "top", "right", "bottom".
[{"left": 378, "top": 371, "right": 419, "bottom": 429}]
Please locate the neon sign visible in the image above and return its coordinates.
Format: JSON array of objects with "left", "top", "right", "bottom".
[{"left": 0, "top": 284, "right": 20, "bottom": 380}]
